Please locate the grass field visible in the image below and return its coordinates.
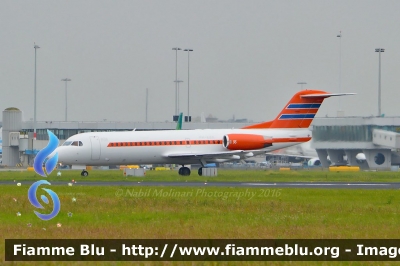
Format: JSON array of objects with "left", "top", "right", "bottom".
[
  {"left": 2, "top": 168, "right": 400, "bottom": 182},
  {"left": 1, "top": 169, "right": 400, "bottom": 265}
]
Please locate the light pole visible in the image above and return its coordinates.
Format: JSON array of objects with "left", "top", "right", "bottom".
[
  {"left": 145, "top": 88, "right": 148, "bottom": 122},
  {"left": 297, "top": 82, "right": 307, "bottom": 90},
  {"left": 61, "top": 78, "right": 71, "bottom": 121},
  {"left": 337, "top": 31, "right": 342, "bottom": 93},
  {"left": 33, "top": 43, "right": 40, "bottom": 140},
  {"left": 375, "top": 48, "right": 385, "bottom": 117},
  {"left": 174, "top": 80, "right": 183, "bottom": 114},
  {"left": 184, "top": 49, "right": 193, "bottom": 121},
  {"left": 336, "top": 31, "right": 344, "bottom": 117},
  {"left": 172, "top": 47, "right": 181, "bottom": 116}
]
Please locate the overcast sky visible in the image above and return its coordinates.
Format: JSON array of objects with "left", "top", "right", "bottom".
[{"left": 1, "top": 0, "right": 399, "bottom": 123}]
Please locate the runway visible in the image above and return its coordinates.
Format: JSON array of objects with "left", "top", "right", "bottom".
[{"left": 3, "top": 181, "right": 400, "bottom": 189}]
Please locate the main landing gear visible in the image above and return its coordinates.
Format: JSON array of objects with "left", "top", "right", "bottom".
[
  {"left": 178, "top": 166, "right": 205, "bottom": 176},
  {"left": 81, "top": 170, "right": 89, "bottom": 177},
  {"left": 178, "top": 166, "right": 191, "bottom": 176}
]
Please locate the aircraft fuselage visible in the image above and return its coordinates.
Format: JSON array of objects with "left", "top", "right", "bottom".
[{"left": 56, "top": 128, "right": 311, "bottom": 166}]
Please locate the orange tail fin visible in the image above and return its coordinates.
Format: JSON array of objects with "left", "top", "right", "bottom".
[{"left": 243, "top": 90, "right": 353, "bottom": 129}]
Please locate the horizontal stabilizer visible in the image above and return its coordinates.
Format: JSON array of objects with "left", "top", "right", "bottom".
[{"left": 301, "top": 93, "right": 356, "bottom": 98}]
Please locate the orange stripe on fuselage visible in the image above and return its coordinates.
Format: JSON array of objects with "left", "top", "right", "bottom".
[
  {"left": 107, "top": 137, "right": 311, "bottom": 147},
  {"left": 107, "top": 139, "right": 223, "bottom": 147}
]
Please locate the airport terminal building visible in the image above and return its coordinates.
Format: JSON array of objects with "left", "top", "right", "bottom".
[
  {"left": 2, "top": 108, "right": 400, "bottom": 170},
  {"left": 311, "top": 117, "right": 400, "bottom": 170}
]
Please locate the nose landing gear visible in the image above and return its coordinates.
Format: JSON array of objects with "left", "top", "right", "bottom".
[{"left": 81, "top": 170, "right": 88, "bottom": 176}]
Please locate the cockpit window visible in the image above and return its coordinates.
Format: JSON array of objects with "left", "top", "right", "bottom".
[
  {"left": 71, "top": 141, "right": 79, "bottom": 146},
  {"left": 62, "top": 140, "right": 83, "bottom": 146}
]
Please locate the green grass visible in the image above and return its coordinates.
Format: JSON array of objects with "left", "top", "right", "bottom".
[
  {"left": 2, "top": 170, "right": 400, "bottom": 265},
  {"left": 1, "top": 168, "right": 400, "bottom": 182}
]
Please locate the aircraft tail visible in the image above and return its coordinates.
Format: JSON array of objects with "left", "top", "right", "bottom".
[
  {"left": 243, "top": 90, "right": 355, "bottom": 129},
  {"left": 176, "top": 112, "right": 183, "bottom": 130}
]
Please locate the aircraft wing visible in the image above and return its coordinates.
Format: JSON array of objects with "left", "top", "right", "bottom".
[
  {"left": 266, "top": 153, "right": 315, "bottom": 159},
  {"left": 166, "top": 150, "right": 265, "bottom": 159}
]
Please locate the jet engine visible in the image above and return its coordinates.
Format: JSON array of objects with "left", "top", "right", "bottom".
[
  {"left": 223, "top": 134, "right": 272, "bottom": 150},
  {"left": 307, "top": 158, "right": 321, "bottom": 166},
  {"left": 356, "top": 153, "right": 366, "bottom": 164}
]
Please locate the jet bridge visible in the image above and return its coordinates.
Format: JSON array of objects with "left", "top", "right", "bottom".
[{"left": 373, "top": 129, "right": 400, "bottom": 149}]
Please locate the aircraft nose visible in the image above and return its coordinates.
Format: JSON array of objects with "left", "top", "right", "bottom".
[
  {"left": 48, "top": 148, "right": 58, "bottom": 160},
  {"left": 53, "top": 146, "right": 68, "bottom": 164}
]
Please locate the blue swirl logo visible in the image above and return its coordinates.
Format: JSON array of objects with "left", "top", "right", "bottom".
[
  {"left": 28, "top": 180, "right": 61, "bottom": 220},
  {"left": 33, "top": 130, "right": 59, "bottom": 177}
]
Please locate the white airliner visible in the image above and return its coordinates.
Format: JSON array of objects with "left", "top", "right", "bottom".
[{"left": 54, "top": 90, "right": 354, "bottom": 176}]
